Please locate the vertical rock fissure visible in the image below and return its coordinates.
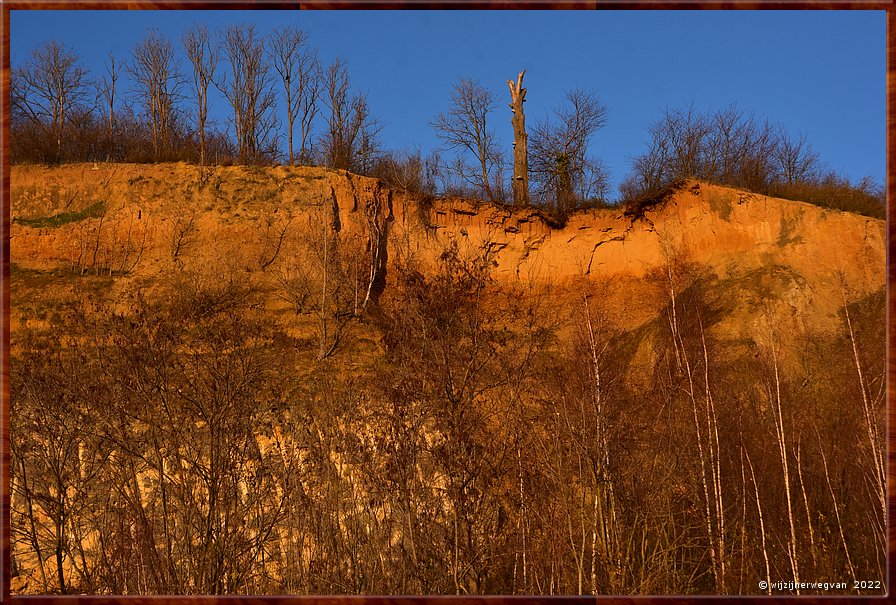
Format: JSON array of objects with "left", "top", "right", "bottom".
[
  {"left": 362, "top": 185, "right": 393, "bottom": 310},
  {"left": 329, "top": 185, "right": 342, "bottom": 232}
]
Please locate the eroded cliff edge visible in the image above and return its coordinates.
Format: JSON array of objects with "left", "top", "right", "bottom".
[{"left": 10, "top": 162, "right": 885, "bottom": 339}]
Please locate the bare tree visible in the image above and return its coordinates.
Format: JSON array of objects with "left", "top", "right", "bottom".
[
  {"left": 258, "top": 214, "right": 292, "bottom": 271},
  {"left": 297, "top": 58, "right": 321, "bottom": 164},
  {"left": 96, "top": 52, "right": 119, "bottom": 161},
  {"left": 508, "top": 70, "right": 529, "bottom": 206},
  {"left": 837, "top": 277, "right": 886, "bottom": 554},
  {"left": 129, "top": 29, "right": 182, "bottom": 160},
  {"left": 735, "top": 117, "right": 778, "bottom": 192},
  {"left": 621, "top": 104, "right": 821, "bottom": 203},
  {"left": 773, "top": 129, "right": 819, "bottom": 185},
  {"left": 530, "top": 89, "right": 608, "bottom": 221},
  {"left": 320, "top": 58, "right": 381, "bottom": 172},
  {"left": 219, "top": 24, "right": 278, "bottom": 165},
  {"left": 621, "top": 103, "right": 717, "bottom": 203},
  {"left": 321, "top": 58, "right": 349, "bottom": 169},
  {"left": 11, "top": 40, "right": 90, "bottom": 161},
  {"left": 618, "top": 143, "right": 667, "bottom": 204},
  {"left": 271, "top": 26, "right": 319, "bottom": 165},
  {"left": 182, "top": 25, "right": 217, "bottom": 167},
  {"left": 373, "top": 148, "right": 442, "bottom": 199},
  {"left": 170, "top": 207, "right": 198, "bottom": 267},
  {"left": 431, "top": 77, "right": 502, "bottom": 201},
  {"left": 704, "top": 105, "right": 748, "bottom": 185}
]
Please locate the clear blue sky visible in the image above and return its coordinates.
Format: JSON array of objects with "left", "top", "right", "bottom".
[{"left": 10, "top": 10, "right": 886, "bottom": 196}]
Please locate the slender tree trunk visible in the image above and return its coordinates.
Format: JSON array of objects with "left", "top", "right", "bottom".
[
  {"left": 794, "top": 440, "right": 817, "bottom": 573},
  {"left": 106, "top": 53, "right": 116, "bottom": 161},
  {"left": 285, "top": 76, "right": 295, "bottom": 164},
  {"left": 56, "top": 534, "right": 66, "bottom": 593},
  {"left": 767, "top": 333, "right": 800, "bottom": 591},
  {"left": 318, "top": 220, "right": 329, "bottom": 359},
  {"left": 818, "top": 432, "right": 856, "bottom": 580},
  {"left": 508, "top": 70, "right": 529, "bottom": 207},
  {"left": 839, "top": 282, "right": 886, "bottom": 536},
  {"left": 745, "top": 451, "right": 771, "bottom": 594},
  {"left": 19, "top": 459, "right": 49, "bottom": 589},
  {"left": 699, "top": 319, "right": 726, "bottom": 593},
  {"left": 517, "top": 440, "right": 527, "bottom": 593}
]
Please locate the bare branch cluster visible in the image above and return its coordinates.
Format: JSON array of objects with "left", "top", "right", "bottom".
[
  {"left": 320, "top": 58, "right": 382, "bottom": 173},
  {"left": 431, "top": 77, "right": 503, "bottom": 202},
  {"left": 128, "top": 29, "right": 184, "bottom": 160},
  {"left": 219, "top": 25, "right": 279, "bottom": 165},
  {"left": 182, "top": 25, "right": 217, "bottom": 167},
  {"left": 270, "top": 26, "right": 319, "bottom": 165},
  {"left": 12, "top": 40, "right": 91, "bottom": 162},
  {"left": 620, "top": 104, "right": 818, "bottom": 201},
  {"left": 529, "top": 89, "right": 609, "bottom": 222}
]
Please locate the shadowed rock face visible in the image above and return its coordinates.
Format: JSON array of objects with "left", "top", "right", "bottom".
[{"left": 10, "top": 163, "right": 884, "bottom": 337}]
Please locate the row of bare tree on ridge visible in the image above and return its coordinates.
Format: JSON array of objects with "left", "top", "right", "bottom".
[{"left": 11, "top": 24, "right": 883, "bottom": 220}]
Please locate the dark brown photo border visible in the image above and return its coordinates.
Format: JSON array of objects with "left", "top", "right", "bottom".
[{"left": 1, "top": 1, "right": 891, "bottom": 603}]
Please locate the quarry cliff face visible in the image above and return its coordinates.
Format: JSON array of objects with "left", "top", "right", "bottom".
[
  {"left": 9, "top": 162, "right": 885, "bottom": 338},
  {"left": 7, "top": 163, "right": 887, "bottom": 596}
]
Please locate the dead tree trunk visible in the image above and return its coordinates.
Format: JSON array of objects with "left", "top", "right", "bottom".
[{"left": 508, "top": 70, "right": 529, "bottom": 207}]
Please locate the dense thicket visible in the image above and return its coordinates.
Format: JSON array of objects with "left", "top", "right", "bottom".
[{"left": 10, "top": 244, "right": 885, "bottom": 594}]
